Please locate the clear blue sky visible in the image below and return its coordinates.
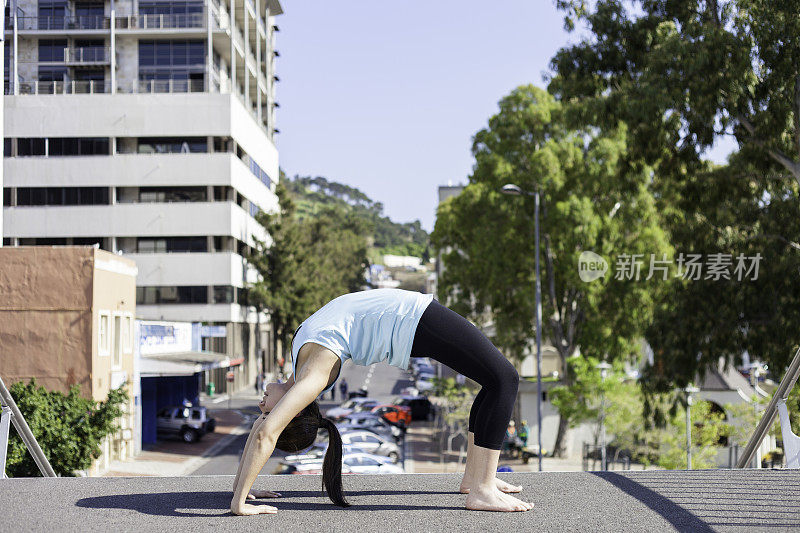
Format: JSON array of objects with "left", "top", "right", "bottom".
[{"left": 274, "top": 1, "right": 734, "bottom": 232}]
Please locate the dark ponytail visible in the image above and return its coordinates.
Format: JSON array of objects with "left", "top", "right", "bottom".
[
  {"left": 274, "top": 400, "right": 349, "bottom": 507},
  {"left": 319, "top": 417, "right": 349, "bottom": 507}
]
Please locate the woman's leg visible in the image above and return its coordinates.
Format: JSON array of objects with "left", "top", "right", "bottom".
[{"left": 410, "top": 300, "right": 531, "bottom": 512}]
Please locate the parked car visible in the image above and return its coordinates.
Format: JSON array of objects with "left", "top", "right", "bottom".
[
  {"left": 337, "top": 412, "right": 404, "bottom": 440},
  {"left": 393, "top": 395, "right": 434, "bottom": 421},
  {"left": 411, "top": 360, "right": 436, "bottom": 377},
  {"left": 342, "top": 452, "right": 404, "bottom": 474},
  {"left": 284, "top": 444, "right": 367, "bottom": 464},
  {"left": 339, "top": 430, "right": 402, "bottom": 462},
  {"left": 280, "top": 453, "right": 402, "bottom": 475},
  {"left": 415, "top": 372, "right": 436, "bottom": 392},
  {"left": 337, "top": 423, "right": 398, "bottom": 444},
  {"left": 277, "top": 461, "right": 354, "bottom": 475},
  {"left": 326, "top": 397, "right": 379, "bottom": 420},
  {"left": 411, "top": 357, "right": 432, "bottom": 369},
  {"left": 371, "top": 404, "right": 412, "bottom": 427},
  {"left": 156, "top": 405, "right": 216, "bottom": 443}
]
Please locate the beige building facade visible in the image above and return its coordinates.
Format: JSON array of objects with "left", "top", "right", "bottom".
[{"left": 0, "top": 246, "right": 137, "bottom": 475}]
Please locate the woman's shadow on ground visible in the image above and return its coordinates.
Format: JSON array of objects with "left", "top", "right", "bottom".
[{"left": 75, "top": 490, "right": 464, "bottom": 517}]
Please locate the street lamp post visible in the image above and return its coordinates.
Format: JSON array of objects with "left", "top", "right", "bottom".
[
  {"left": 501, "top": 183, "right": 543, "bottom": 471},
  {"left": 745, "top": 362, "right": 767, "bottom": 468},
  {"left": 597, "top": 361, "right": 612, "bottom": 471},
  {"left": 684, "top": 385, "right": 699, "bottom": 469}
]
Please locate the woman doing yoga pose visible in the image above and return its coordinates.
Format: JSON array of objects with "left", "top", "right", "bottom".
[{"left": 230, "top": 288, "right": 532, "bottom": 515}]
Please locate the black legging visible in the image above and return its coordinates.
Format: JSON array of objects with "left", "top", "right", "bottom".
[{"left": 410, "top": 299, "right": 519, "bottom": 450}]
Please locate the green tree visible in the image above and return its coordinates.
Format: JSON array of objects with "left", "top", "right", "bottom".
[
  {"left": 432, "top": 85, "right": 671, "bottom": 455},
  {"left": 552, "top": 0, "right": 800, "bottom": 186},
  {"left": 6, "top": 379, "right": 127, "bottom": 477},
  {"left": 656, "top": 399, "right": 731, "bottom": 470},
  {"left": 551, "top": 0, "right": 800, "bottom": 391},
  {"left": 249, "top": 179, "right": 371, "bottom": 361}
]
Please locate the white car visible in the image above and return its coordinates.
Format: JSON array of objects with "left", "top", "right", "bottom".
[
  {"left": 281, "top": 451, "right": 402, "bottom": 475},
  {"left": 284, "top": 444, "right": 365, "bottom": 464},
  {"left": 342, "top": 452, "right": 404, "bottom": 474},
  {"left": 280, "top": 461, "right": 354, "bottom": 475},
  {"left": 340, "top": 430, "right": 401, "bottom": 461},
  {"left": 325, "top": 398, "right": 379, "bottom": 420},
  {"left": 415, "top": 372, "right": 436, "bottom": 392}
]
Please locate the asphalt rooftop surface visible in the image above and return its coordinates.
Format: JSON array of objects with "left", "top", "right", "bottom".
[{"left": 3, "top": 470, "right": 800, "bottom": 532}]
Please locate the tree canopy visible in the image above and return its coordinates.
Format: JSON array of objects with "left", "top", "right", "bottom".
[
  {"left": 551, "top": 0, "right": 800, "bottom": 391},
  {"left": 432, "top": 85, "right": 671, "bottom": 454}
]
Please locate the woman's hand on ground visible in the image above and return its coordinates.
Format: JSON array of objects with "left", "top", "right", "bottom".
[
  {"left": 231, "top": 502, "right": 278, "bottom": 516},
  {"left": 247, "top": 489, "right": 282, "bottom": 499}
]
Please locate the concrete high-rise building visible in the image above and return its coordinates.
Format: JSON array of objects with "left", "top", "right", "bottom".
[{"left": 2, "top": 0, "right": 284, "bottom": 394}]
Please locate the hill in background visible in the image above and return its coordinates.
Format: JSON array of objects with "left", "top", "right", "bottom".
[{"left": 285, "top": 175, "right": 431, "bottom": 264}]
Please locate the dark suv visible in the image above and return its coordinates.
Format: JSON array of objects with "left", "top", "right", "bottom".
[
  {"left": 393, "top": 395, "right": 434, "bottom": 421},
  {"left": 156, "top": 406, "right": 216, "bottom": 443}
]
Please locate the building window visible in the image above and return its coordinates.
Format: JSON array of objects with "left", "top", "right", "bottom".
[
  {"left": 138, "top": 40, "right": 205, "bottom": 90},
  {"left": 17, "top": 138, "right": 46, "bottom": 156},
  {"left": 138, "top": 1, "right": 203, "bottom": 22},
  {"left": 113, "top": 315, "right": 123, "bottom": 367},
  {"left": 16, "top": 187, "right": 109, "bottom": 206},
  {"left": 38, "top": 1, "right": 68, "bottom": 31},
  {"left": 137, "top": 137, "right": 207, "bottom": 154},
  {"left": 38, "top": 66, "right": 67, "bottom": 83},
  {"left": 213, "top": 285, "right": 233, "bottom": 304},
  {"left": 136, "top": 285, "right": 208, "bottom": 305},
  {"left": 4, "top": 138, "right": 11, "bottom": 157},
  {"left": 73, "top": 237, "right": 105, "bottom": 247},
  {"left": 236, "top": 287, "right": 249, "bottom": 306},
  {"left": 38, "top": 39, "right": 68, "bottom": 62},
  {"left": 138, "top": 185, "right": 207, "bottom": 201},
  {"left": 49, "top": 137, "right": 109, "bottom": 156},
  {"left": 123, "top": 314, "right": 133, "bottom": 354},
  {"left": 136, "top": 236, "right": 207, "bottom": 253},
  {"left": 3, "top": 188, "right": 10, "bottom": 207},
  {"left": 74, "top": 2, "right": 104, "bottom": 29},
  {"left": 99, "top": 312, "right": 110, "bottom": 355}
]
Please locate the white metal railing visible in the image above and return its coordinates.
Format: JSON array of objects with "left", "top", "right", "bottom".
[
  {"left": 0, "top": 375, "right": 57, "bottom": 478},
  {"left": 737, "top": 346, "right": 800, "bottom": 468},
  {"left": 125, "top": 79, "right": 207, "bottom": 93},
  {"left": 114, "top": 13, "right": 207, "bottom": 30},
  {"left": 63, "top": 46, "right": 110, "bottom": 63},
  {"left": 7, "top": 15, "right": 110, "bottom": 31},
  {"left": 6, "top": 80, "right": 109, "bottom": 95}
]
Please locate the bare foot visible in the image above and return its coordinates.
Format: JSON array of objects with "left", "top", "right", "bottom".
[
  {"left": 460, "top": 477, "right": 522, "bottom": 494},
  {"left": 498, "top": 489, "right": 534, "bottom": 511},
  {"left": 247, "top": 489, "right": 282, "bottom": 500},
  {"left": 465, "top": 487, "right": 533, "bottom": 512}
]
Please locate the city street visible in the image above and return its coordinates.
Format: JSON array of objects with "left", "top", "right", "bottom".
[{"left": 189, "top": 358, "right": 414, "bottom": 476}]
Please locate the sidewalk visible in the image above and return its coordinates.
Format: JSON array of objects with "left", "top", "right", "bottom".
[{"left": 103, "top": 404, "right": 251, "bottom": 477}]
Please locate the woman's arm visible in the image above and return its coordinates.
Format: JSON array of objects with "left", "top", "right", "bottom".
[
  {"left": 230, "top": 350, "right": 334, "bottom": 515},
  {"left": 232, "top": 415, "right": 266, "bottom": 494}
]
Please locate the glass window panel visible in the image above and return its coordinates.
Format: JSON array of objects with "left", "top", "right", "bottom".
[
  {"left": 139, "top": 41, "right": 154, "bottom": 65},
  {"left": 173, "top": 42, "right": 187, "bottom": 64},
  {"left": 155, "top": 42, "right": 170, "bottom": 65},
  {"left": 46, "top": 187, "right": 63, "bottom": 205}
]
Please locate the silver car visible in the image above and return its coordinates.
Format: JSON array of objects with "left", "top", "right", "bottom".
[
  {"left": 156, "top": 405, "right": 216, "bottom": 443},
  {"left": 339, "top": 430, "right": 401, "bottom": 462}
]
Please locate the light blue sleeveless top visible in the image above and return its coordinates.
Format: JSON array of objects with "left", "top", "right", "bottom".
[{"left": 290, "top": 289, "right": 434, "bottom": 393}]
